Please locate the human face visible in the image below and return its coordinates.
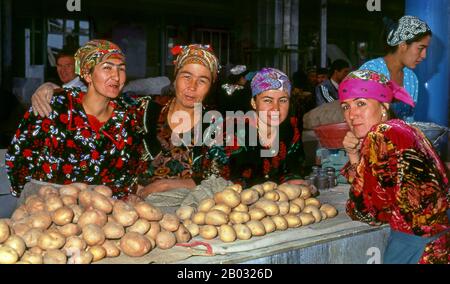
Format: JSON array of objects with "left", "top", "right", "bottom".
[
  {"left": 317, "top": 74, "right": 328, "bottom": 84},
  {"left": 307, "top": 72, "right": 317, "bottom": 85},
  {"left": 401, "top": 35, "right": 431, "bottom": 69},
  {"left": 253, "top": 90, "right": 290, "bottom": 127},
  {"left": 174, "top": 63, "right": 212, "bottom": 109},
  {"left": 56, "top": 56, "right": 76, "bottom": 84},
  {"left": 85, "top": 58, "right": 126, "bottom": 99},
  {"left": 335, "top": 67, "right": 351, "bottom": 84},
  {"left": 340, "top": 98, "right": 388, "bottom": 139}
]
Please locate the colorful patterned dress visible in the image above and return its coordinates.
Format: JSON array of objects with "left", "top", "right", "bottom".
[
  {"left": 5, "top": 88, "right": 147, "bottom": 199},
  {"left": 342, "top": 119, "right": 449, "bottom": 264}
]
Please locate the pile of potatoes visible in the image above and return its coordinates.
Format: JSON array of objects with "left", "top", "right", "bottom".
[
  {"left": 177, "top": 182, "right": 338, "bottom": 243},
  {"left": 0, "top": 183, "right": 191, "bottom": 264}
]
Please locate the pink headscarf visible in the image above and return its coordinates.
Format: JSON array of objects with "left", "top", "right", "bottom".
[{"left": 338, "top": 70, "right": 415, "bottom": 107}]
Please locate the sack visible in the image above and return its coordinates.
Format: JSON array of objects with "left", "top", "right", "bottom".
[{"left": 303, "top": 100, "right": 345, "bottom": 130}]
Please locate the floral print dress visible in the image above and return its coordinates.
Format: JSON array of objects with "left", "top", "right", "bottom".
[
  {"left": 5, "top": 88, "right": 146, "bottom": 199},
  {"left": 342, "top": 119, "right": 449, "bottom": 264}
]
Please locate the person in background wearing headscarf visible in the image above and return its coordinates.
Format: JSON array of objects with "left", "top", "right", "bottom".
[
  {"left": 339, "top": 70, "right": 449, "bottom": 264},
  {"left": 216, "top": 65, "right": 253, "bottom": 115},
  {"left": 359, "top": 15, "right": 432, "bottom": 122},
  {"left": 207, "top": 68, "right": 307, "bottom": 188},
  {"left": 5, "top": 40, "right": 146, "bottom": 199}
]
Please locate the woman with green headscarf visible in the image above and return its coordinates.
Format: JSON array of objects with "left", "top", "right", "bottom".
[{"left": 5, "top": 40, "right": 146, "bottom": 199}]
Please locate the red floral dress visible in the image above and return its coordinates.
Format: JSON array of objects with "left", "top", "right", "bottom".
[
  {"left": 342, "top": 119, "right": 450, "bottom": 264},
  {"left": 5, "top": 88, "right": 147, "bottom": 199}
]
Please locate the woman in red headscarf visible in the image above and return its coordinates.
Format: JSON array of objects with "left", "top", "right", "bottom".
[{"left": 339, "top": 70, "right": 449, "bottom": 264}]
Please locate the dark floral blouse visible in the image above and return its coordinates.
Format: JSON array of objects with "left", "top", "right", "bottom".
[
  {"left": 342, "top": 119, "right": 449, "bottom": 264},
  {"left": 203, "top": 115, "right": 305, "bottom": 188},
  {"left": 5, "top": 88, "right": 147, "bottom": 199}
]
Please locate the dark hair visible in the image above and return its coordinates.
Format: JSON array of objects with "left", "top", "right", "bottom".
[
  {"left": 55, "top": 50, "right": 75, "bottom": 62},
  {"left": 316, "top": 68, "right": 329, "bottom": 76},
  {"left": 330, "top": 59, "right": 349, "bottom": 75},
  {"left": 384, "top": 30, "right": 433, "bottom": 54}
]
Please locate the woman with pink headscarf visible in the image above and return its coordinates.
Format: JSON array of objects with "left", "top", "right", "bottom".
[{"left": 339, "top": 69, "right": 449, "bottom": 264}]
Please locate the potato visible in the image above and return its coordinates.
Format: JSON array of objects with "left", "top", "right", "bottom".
[
  {"left": 38, "top": 231, "right": 66, "bottom": 250},
  {"left": 25, "top": 197, "right": 45, "bottom": 214},
  {"left": 43, "top": 249, "right": 67, "bottom": 264},
  {"left": 251, "top": 184, "right": 265, "bottom": 197},
  {"left": 52, "top": 206, "right": 74, "bottom": 226},
  {"left": 205, "top": 210, "right": 229, "bottom": 226},
  {"left": 276, "top": 190, "right": 289, "bottom": 202},
  {"left": 71, "top": 182, "right": 89, "bottom": 191},
  {"left": 210, "top": 204, "right": 232, "bottom": 215},
  {"left": 0, "top": 245, "right": 19, "bottom": 264},
  {"left": 29, "top": 212, "right": 52, "bottom": 230},
  {"left": 68, "top": 204, "right": 84, "bottom": 224},
  {"left": 271, "top": 216, "right": 288, "bottom": 231},
  {"left": 199, "top": 225, "right": 218, "bottom": 240},
  {"left": 45, "top": 196, "right": 64, "bottom": 212},
  {"left": 233, "top": 224, "right": 252, "bottom": 240},
  {"left": 255, "top": 200, "right": 279, "bottom": 216},
  {"left": 229, "top": 211, "right": 250, "bottom": 224},
  {"left": 102, "top": 221, "right": 125, "bottom": 240},
  {"left": 57, "top": 223, "right": 81, "bottom": 238},
  {"left": 277, "top": 201, "right": 290, "bottom": 215},
  {"left": 289, "top": 203, "right": 301, "bottom": 214},
  {"left": 305, "top": 198, "right": 321, "bottom": 208},
  {"left": 89, "top": 245, "right": 107, "bottom": 262},
  {"left": 69, "top": 251, "right": 93, "bottom": 264},
  {"left": 112, "top": 201, "right": 139, "bottom": 227},
  {"left": 291, "top": 198, "right": 306, "bottom": 211},
  {"left": 277, "top": 183, "right": 301, "bottom": 200},
  {"left": 93, "top": 185, "right": 113, "bottom": 198},
  {"left": 63, "top": 236, "right": 87, "bottom": 253},
  {"left": 60, "top": 185, "right": 80, "bottom": 199},
  {"left": 192, "top": 212, "right": 206, "bottom": 225},
  {"left": 159, "top": 214, "right": 180, "bottom": 232},
  {"left": 21, "top": 251, "right": 43, "bottom": 264},
  {"left": 214, "top": 189, "right": 241, "bottom": 208},
  {"left": 246, "top": 221, "right": 266, "bottom": 236},
  {"left": 284, "top": 214, "right": 302, "bottom": 228},
  {"left": 233, "top": 203, "right": 249, "bottom": 213},
  {"left": 38, "top": 185, "right": 59, "bottom": 199},
  {"left": 82, "top": 224, "right": 106, "bottom": 246},
  {"left": 3, "top": 236, "right": 25, "bottom": 258},
  {"left": 0, "top": 220, "right": 10, "bottom": 243},
  {"left": 303, "top": 205, "right": 322, "bottom": 223},
  {"left": 320, "top": 204, "right": 338, "bottom": 218},
  {"left": 78, "top": 189, "right": 93, "bottom": 208},
  {"left": 261, "top": 217, "right": 276, "bottom": 233},
  {"left": 60, "top": 195, "right": 78, "bottom": 206},
  {"left": 102, "top": 240, "right": 121, "bottom": 258},
  {"left": 262, "top": 181, "right": 277, "bottom": 192},
  {"left": 11, "top": 223, "right": 30, "bottom": 238},
  {"left": 23, "top": 228, "right": 43, "bottom": 248},
  {"left": 11, "top": 206, "right": 29, "bottom": 222},
  {"left": 226, "top": 184, "right": 243, "bottom": 194},
  {"left": 78, "top": 209, "right": 108, "bottom": 228},
  {"left": 218, "top": 224, "right": 236, "bottom": 243},
  {"left": 185, "top": 224, "right": 199, "bottom": 237},
  {"left": 29, "top": 246, "right": 44, "bottom": 255},
  {"left": 127, "top": 219, "right": 151, "bottom": 235},
  {"left": 264, "top": 191, "right": 279, "bottom": 202},
  {"left": 176, "top": 206, "right": 196, "bottom": 221},
  {"left": 248, "top": 208, "right": 266, "bottom": 221},
  {"left": 183, "top": 219, "right": 193, "bottom": 226},
  {"left": 91, "top": 192, "right": 113, "bottom": 214},
  {"left": 298, "top": 213, "right": 315, "bottom": 226},
  {"left": 197, "top": 198, "right": 215, "bottom": 213},
  {"left": 145, "top": 222, "right": 161, "bottom": 240},
  {"left": 155, "top": 231, "right": 177, "bottom": 250},
  {"left": 321, "top": 211, "right": 328, "bottom": 220},
  {"left": 175, "top": 224, "right": 191, "bottom": 243},
  {"left": 299, "top": 185, "right": 312, "bottom": 199},
  {"left": 240, "top": 189, "right": 259, "bottom": 205},
  {"left": 134, "top": 202, "right": 163, "bottom": 221}
]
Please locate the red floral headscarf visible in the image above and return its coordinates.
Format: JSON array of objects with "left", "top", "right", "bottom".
[{"left": 171, "top": 44, "right": 220, "bottom": 82}]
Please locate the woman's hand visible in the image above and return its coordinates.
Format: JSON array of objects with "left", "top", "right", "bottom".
[
  {"left": 136, "top": 179, "right": 196, "bottom": 199},
  {"left": 31, "top": 82, "right": 59, "bottom": 117},
  {"left": 286, "top": 179, "right": 309, "bottom": 185},
  {"left": 343, "top": 131, "right": 362, "bottom": 165}
]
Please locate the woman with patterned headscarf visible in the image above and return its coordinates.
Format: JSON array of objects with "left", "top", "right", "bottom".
[
  {"left": 5, "top": 40, "right": 147, "bottom": 199},
  {"left": 206, "top": 67, "right": 307, "bottom": 188},
  {"left": 339, "top": 70, "right": 449, "bottom": 264},
  {"left": 359, "top": 15, "right": 432, "bottom": 122}
]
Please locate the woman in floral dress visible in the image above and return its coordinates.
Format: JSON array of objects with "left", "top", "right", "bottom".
[
  {"left": 339, "top": 70, "right": 449, "bottom": 264},
  {"left": 5, "top": 40, "right": 146, "bottom": 199}
]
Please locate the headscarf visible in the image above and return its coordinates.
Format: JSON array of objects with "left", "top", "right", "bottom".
[
  {"left": 251, "top": 68, "right": 291, "bottom": 97},
  {"left": 338, "top": 70, "right": 415, "bottom": 107},
  {"left": 74, "top": 39, "right": 125, "bottom": 79},
  {"left": 387, "top": 15, "right": 431, "bottom": 46},
  {"left": 171, "top": 44, "right": 220, "bottom": 82}
]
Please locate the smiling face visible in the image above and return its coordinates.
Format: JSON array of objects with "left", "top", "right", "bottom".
[
  {"left": 252, "top": 90, "right": 290, "bottom": 127},
  {"left": 174, "top": 63, "right": 212, "bottom": 109},
  {"left": 56, "top": 56, "right": 77, "bottom": 84},
  {"left": 340, "top": 98, "right": 389, "bottom": 139},
  {"left": 84, "top": 58, "right": 126, "bottom": 99},
  {"left": 399, "top": 35, "right": 431, "bottom": 69}
]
